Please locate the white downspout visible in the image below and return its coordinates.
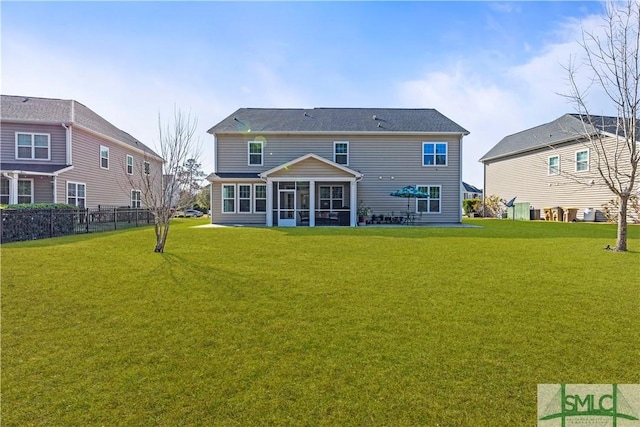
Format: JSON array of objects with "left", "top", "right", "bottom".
[
  {"left": 2, "top": 172, "right": 19, "bottom": 204},
  {"left": 62, "top": 123, "right": 72, "bottom": 164}
]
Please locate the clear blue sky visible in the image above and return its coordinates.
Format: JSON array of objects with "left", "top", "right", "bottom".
[{"left": 1, "top": 1, "right": 607, "bottom": 186}]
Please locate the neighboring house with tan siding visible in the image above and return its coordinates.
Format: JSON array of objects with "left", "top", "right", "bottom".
[
  {"left": 480, "top": 114, "right": 638, "bottom": 222},
  {"left": 1, "top": 95, "right": 163, "bottom": 209},
  {"left": 207, "top": 108, "right": 469, "bottom": 227}
]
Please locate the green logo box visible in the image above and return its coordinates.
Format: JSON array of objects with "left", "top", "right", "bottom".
[{"left": 538, "top": 384, "right": 640, "bottom": 427}]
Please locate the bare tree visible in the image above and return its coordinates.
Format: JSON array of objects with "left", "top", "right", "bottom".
[
  {"left": 134, "top": 108, "right": 201, "bottom": 252},
  {"left": 565, "top": 0, "right": 640, "bottom": 251}
]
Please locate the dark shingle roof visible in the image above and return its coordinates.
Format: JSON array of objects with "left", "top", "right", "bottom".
[
  {"left": 0, "top": 163, "right": 72, "bottom": 174},
  {"left": 480, "top": 113, "right": 638, "bottom": 162},
  {"left": 1, "top": 95, "right": 161, "bottom": 159},
  {"left": 462, "top": 182, "right": 482, "bottom": 194},
  {"left": 208, "top": 108, "right": 469, "bottom": 135}
]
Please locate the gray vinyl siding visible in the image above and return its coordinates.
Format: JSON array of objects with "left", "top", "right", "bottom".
[
  {"left": 57, "top": 127, "right": 162, "bottom": 209},
  {"left": 214, "top": 133, "right": 463, "bottom": 224},
  {"left": 483, "top": 137, "right": 628, "bottom": 221},
  {"left": 0, "top": 121, "right": 67, "bottom": 164}
]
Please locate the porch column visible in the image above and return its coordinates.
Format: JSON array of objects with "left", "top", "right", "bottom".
[
  {"left": 8, "top": 173, "right": 18, "bottom": 205},
  {"left": 265, "top": 179, "right": 273, "bottom": 227},
  {"left": 309, "top": 180, "right": 315, "bottom": 227},
  {"left": 350, "top": 179, "right": 357, "bottom": 227},
  {"left": 52, "top": 175, "right": 58, "bottom": 203}
]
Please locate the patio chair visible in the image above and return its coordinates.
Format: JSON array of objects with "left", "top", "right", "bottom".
[{"left": 298, "top": 211, "right": 309, "bottom": 225}]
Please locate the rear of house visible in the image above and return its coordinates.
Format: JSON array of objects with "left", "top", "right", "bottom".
[
  {"left": 1, "top": 95, "right": 162, "bottom": 209},
  {"left": 208, "top": 108, "right": 469, "bottom": 227}
]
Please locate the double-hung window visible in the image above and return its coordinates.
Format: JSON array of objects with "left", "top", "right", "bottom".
[
  {"left": 126, "top": 155, "right": 134, "bottom": 174},
  {"left": 0, "top": 179, "right": 9, "bottom": 204},
  {"left": 17, "top": 179, "right": 33, "bottom": 204},
  {"left": 576, "top": 149, "right": 589, "bottom": 172},
  {"left": 416, "top": 185, "right": 441, "bottom": 213},
  {"left": 222, "top": 184, "right": 235, "bottom": 213},
  {"left": 548, "top": 155, "right": 560, "bottom": 175},
  {"left": 238, "top": 184, "right": 252, "bottom": 213},
  {"left": 131, "top": 190, "right": 141, "bottom": 208},
  {"left": 100, "top": 146, "right": 109, "bottom": 169},
  {"left": 248, "top": 141, "right": 263, "bottom": 166},
  {"left": 254, "top": 184, "right": 267, "bottom": 212},
  {"left": 67, "top": 182, "right": 86, "bottom": 208},
  {"left": 16, "top": 133, "right": 50, "bottom": 160},
  {"left": 422, "top": 142, "right": 447, "bottom": 166},
  {"left": 334, "top": 141, "right": 349, "bottom": 165}
]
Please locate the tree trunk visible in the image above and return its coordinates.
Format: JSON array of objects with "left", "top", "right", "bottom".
[{"left": 615, "top": 195, "right": 628, "bottom": 252}]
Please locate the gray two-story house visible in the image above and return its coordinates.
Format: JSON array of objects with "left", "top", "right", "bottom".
[
  {"left": 207, "top": 108, "right": 469, "bottom": 227},
  {"left": 1, "top": 95, "right": 163, "bottom": 209}
]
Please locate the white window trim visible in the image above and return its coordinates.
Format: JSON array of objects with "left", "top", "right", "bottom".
[
  {"left": 548, "top": 154, "right": 560, "bottom": 176},
  {"left": 126, "top": 155, "right": 134, "bottom": 175},
  {"left": 334, "top": 141, "right": 349, "bottom": 165},
  {"left": 248, "top": 141, "right": 264, "bottom": 166},
  {"left": 15, "top": 132, "right": 51, "bottom": 161},
  {"left": 17, "top": 178, "right": 34, "bottom": 204},
  {"left": 254, "top": 183, "right": 267, "bottom": 213},
  {"left": 416, "top": 184, "right": 442, "bottom": 214},
  {"left": 222, "top": 184, "right": 236, "bottom": 214},
  {"left": 131, "top": 189, "right": 142, "bottom": 208},
  {"left": 575, "top": 149, "right": 589, "bottom": 172},
  {"left": 238, "top": 184, "right": 252, "bottom": 214},
  {"left": 100, "top": 145, "right": 110, "bottom": 170},
  {"left": 66, "top": 181, "right": 86, "bottom": 207},
  {"left": 422, "top": 142, "right": 448, "bottom": 167}
]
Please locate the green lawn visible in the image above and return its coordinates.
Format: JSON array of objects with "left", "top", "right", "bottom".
[{"left": 2, "top": 219, "right": 639, "bottom": 426}]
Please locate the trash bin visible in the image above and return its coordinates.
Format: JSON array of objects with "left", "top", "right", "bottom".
[
  {"left": 583, "top": 208, "right": 596, "bottom": 222},
  {"left": 542, "top": 207, "right": 553, "bottom": 221},
  {"left": 551, "top": 206, "right": 563, "bottom": 222},
  {"left": 530, "top": 209, "right": 541, "bottom": 220},
  {"left": 563, "top": 207, "right": 578, "bottom": 222}
]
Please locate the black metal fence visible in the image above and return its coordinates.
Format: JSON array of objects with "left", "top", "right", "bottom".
[{"left": 1, "top": 207, "right": 154, "bottom": 243}]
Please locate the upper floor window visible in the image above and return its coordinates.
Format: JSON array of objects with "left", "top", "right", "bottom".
[
  {"left": 576, "top": 149, "right": 589, "bottom": 172},
  {"left": 254, "top": 184, "right": 267, "bottom": 213},
  {"left": 131, "top": 190, "right": 141, "bottom": 208},
  {"left": 144, "top": 161, "right": 150, "bottom": 175},
  {"left": 416, "top": 185, "right": 441, "bottom": 213},
  {"left": 248, "top": 141, "right": 263, "bottom": 166},
  {"left": 334, "top": 141, "right": 349, "bottom": 165},
  {"left": 100, "top": 146, "right": 109, "bottom": 169},
  {"left": 126, "top": 155, "right": 133, "bottom": 174},
  {"left": 422, "top": 142, "right": 447, "bottom": 166},
  {"left": 548, "top": 155, "right": 560, "bottom": 175},
  {"left": 16, "top": 133, "right": 50, "bottom": 160}
]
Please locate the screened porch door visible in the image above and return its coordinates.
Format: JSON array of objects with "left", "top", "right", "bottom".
[{"left": 278, "top": 188, "right": 296, "bottom": 227}]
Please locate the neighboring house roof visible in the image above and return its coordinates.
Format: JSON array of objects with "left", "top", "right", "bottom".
[
  {"left": 1, "top": 162, "right": 73, "bottom": 175},
  {"left": 462, "top": 182, "right": 482, "bottom": 194},
  {"left": 480, "top": 113, "right": 638, "bottom": 162},
  {"left": 1, "top": 95, "right": 162, "bottom": 160},
  {"left": 208, "top": 108, "right": 469, "bottom": 135}
]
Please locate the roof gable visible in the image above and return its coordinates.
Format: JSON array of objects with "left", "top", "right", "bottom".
[
  {"left": 260, "top": 153, "right": 362, "bottom": 179},
  {"left": 209, "top": 108, "right": 469, "bottom": 135}
]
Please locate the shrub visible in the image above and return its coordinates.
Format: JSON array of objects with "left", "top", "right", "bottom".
[
  {"left": 1, "top": 204, "right": 79, "bottom": 242},
  {"left": 462, "top": 198, "right": 481, "bottom": 216}
]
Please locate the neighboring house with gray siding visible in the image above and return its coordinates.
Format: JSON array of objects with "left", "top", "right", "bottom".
[
  {"left": 1, "top": 95, "right": 163, "bottom": 209},
  {"left": 480, "top": 113, "right": 638, "bottom": 222},
  {"left": 207, "top": 108, "right": 469, "bottom": 227}
]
